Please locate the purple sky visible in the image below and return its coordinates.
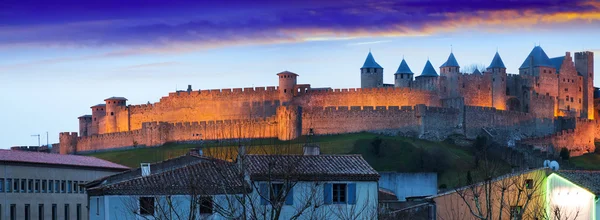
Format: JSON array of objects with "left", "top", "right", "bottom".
[{"left": 1, "top": 0, "right": 600, "bottom": 148}]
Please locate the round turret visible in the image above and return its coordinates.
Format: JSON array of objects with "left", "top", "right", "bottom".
[
  {"left": 277, "top": 71, "right": 298, "bottom": 105},
  {"left": 361, "top": 51, "right": 384, "bottom": 88},
  {"left": 104, "top": 97, "right": 128, "bottom": 133},
  {"left": 90, "top": 104, "right": 106, "bottom": 135},
  {"left": 394, "top": 58, "right": 414, "bottom": 88}
]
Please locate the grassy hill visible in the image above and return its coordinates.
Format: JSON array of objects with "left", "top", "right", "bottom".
[{"left": 87, "top": 133, "right": 508, "bottom": 188}]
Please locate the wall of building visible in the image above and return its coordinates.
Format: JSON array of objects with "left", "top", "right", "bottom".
[
  {"left": 118, "top": 87, "right": 280, "bottom": 132},
  {"left": 0, "top": 164, "right": 123, "bottom": 220},
  {"left": 547, "top": 173, "right": 596, "bottom": 220},
  {"left": 378, "top": 172, "right": 437, "bottom": 201},
  {"left": 520, "top": 118, "right": 595, "bottom": 156},
  {"left": 294, "top": 87, "right": 440, "bottom": 108}
]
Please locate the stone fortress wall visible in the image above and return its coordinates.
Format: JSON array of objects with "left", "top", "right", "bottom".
[{"left": 62, "top": 47, "right": 597, "bottom": 156}]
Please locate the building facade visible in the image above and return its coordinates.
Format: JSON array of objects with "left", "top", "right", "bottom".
[
  {"left": 61, "top": 46, "right": 597, "bottom": 156},
  {"left": 86, "top": 146, "right": 380, "bottom": 220},
  {"left": 0, "top": 150, "right": 129, "bottom": 220}
]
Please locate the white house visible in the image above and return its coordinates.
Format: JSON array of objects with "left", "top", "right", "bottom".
[
  {"left": 554, "top": 170, "right": 600, "bottom": 220},
  {"left": 85, "top": 145, "right": 380, "bottom": 220}
]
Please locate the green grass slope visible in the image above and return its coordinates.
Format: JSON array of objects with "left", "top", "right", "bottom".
[{"left": 87, "top": 132, "right": 504, "bottom": 188}]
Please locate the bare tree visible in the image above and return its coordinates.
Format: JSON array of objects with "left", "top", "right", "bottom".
[{"left": 116, "top": 119, "right": 378, "bottom": 220}]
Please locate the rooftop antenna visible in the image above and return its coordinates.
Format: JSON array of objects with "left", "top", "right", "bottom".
[
  {"left": 450, "top": 44, "right": 453, "bottom": 53},
  {"left": 31, "top": 134, "right": 40, "bottom": 147}
]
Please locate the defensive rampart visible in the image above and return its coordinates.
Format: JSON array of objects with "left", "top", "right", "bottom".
[
  {"left": 126, "top": 87, "right": 280, "bottom": 130},
  {"left": 519, "top": 118, "right": 595, "bottom": 156},
  {"left": 294, "top": 87, "right": 441, "bottom": 107}
]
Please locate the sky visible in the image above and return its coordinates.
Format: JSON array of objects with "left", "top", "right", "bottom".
[{"left": 1, "top": 0, "right": 600, "bottom": 148}]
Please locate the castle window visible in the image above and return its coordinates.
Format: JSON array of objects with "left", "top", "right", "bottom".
[
  {"left": 400, "top": 74, "right": 403, "bottom": 79},
  {"left": 571, "top": 97, "right": 574, "bottom": 102},
  {"left": 544, "top": 70, "right": 546, "bottom": 73},
  {"left": 110, "top": 112, "right": 114, "bottom": 116},
  {"left": 565, "top": 88, "right": 568, "bottom": 92},
  {"left": 566, "top": 96, "right": 569, "bottom": 101},
  {"left": 580, "top": 87, "right": 582, "bottom": 92},
  {"left": 579, "top": 99, "right": 581, "bottom": 103},
  {"left": 546, "top": 93, "right": 549, "bottom": 96},
  {"left": 563, "top": 79, "right": 565, "bottom": 82},
  {"left": 284, "top": 89, "right": 286, "bottom": 93}
]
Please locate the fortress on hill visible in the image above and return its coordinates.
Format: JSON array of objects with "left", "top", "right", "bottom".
[{"left": 60, "top": 46, "right": 600, "bottom": 156}]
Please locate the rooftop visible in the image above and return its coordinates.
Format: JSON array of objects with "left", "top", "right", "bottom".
[
  {"left": 104, "top": 97, "right": 127, "bottom": 101},
  {"left": 487, "top": 52, "right": 506, "bottom": 69},
  {"left": 88, "top": 155, "right": 245, "bottom": 196},
  {"left": 395, "top": 59, "right": 414, "bottom": 75},
  {"left": 519, "top": 46, "right": 553, "bottom": 69},
  {"left": 0, "top": 149, "right": 129, "bottom": 170},
  {"left": 78, "top": 115, "right": 92, "bottom": 118},
  {"left": 277, "top": 70, "right": 298, "bottom": 76},
  {"left": 244, "top": 154, "right": 380, "bottom": 181},
  {"left": 90, "top": 104, "right": 106, "bottom": 108},
  {"left": 472, "top": 69, "right": 482, "bottom": 75},
  {"left": 556, "top": 170, "right": 600, "bottom": 194},
  {"left": 419, "top": 60, "right": 438, "bottom": 77},
  {"left": 549, "top": 56, "right": 565, "bottom": 74},
  {"left": 440, "top": 52, "right": 460, "bottom": 68},
  {"left": 361, "top": 51, "right": 383, "bottom": 69}
]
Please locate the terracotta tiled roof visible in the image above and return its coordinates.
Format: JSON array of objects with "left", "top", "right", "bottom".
[
  {"left": 556, "top": 170, "right": 600, "bottom": 194},
  {"left": 88, "top": 156, "right": 246, "bottom": 196},
  {"left": 0, "top": 149, "right": 129, "bottom": 170},
  {"left": 244, "top": 154, "right": 380, "bottom": 181}
]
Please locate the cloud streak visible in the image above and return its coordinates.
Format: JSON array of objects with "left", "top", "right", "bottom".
[{"left": 0, "top": 0, "right": 599, "bottom": 54}]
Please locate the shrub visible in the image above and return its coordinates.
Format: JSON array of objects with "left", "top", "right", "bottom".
[{"left": 559, "top": 147, "right": 570, "bottom": 160}]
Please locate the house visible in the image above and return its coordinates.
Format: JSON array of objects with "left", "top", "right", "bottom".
[
  {"left": 0, "top": 149, "right": 129, "bottom": 220},
  {"left": 555, "top": 170, "right": 600, "bottom": 220},
  {"left": 429, "top": 168, "right": 597, "bottom": 220},
  {"left": 85, "top": 145, "right": 380, "bottom": 220}
]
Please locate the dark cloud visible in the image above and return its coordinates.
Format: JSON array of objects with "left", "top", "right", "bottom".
[{"left": 0, "top": 0, "right": 598, "bottom": 48}]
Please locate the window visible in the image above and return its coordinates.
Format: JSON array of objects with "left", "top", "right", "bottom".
[
  {"left": 67, "top": 181, "right": 72, "bottom": 193},
  {"left": 13, "top": 179, "right": 19, "bottom": 193},
  {"left": 11, "top": 204, "right": 16, "bottom": 220},
  {"left": 55, "top": 180, "right": 60, "bottom": 193},
  {"left": 96, "top": 198, "right": 99, "bottom": 215},
  {"left": 21, "top": 179, "right": 26, "bottom": 192},
  {"left": 25, "top": 204, "right": 30, "bottom": 220},
  {"left": 28, "top": 179, "right": 33, "bottom": 193},
  {"left": 42, "top": 180, "right": 47, "bottom": 193},
  {"left": 7, "top": 178, "right": 12, "bottom": 192},
  {"left": 510, "top": 206, "right": 522, "bottom": 220},
  {"left": 79, "top": 182, "right": 85, "bottom": 193},
  {"left": 139, "top": 197, "right": 155, "bottom": 215},
  {"left": 333, "top": 184, "right": 347, "bottom": 203},
  {"left": 39, "top": 204, "right": 44, "bottom": 220},
  {"left": 525, "top": 179, "right": 534, "bottom": 189},
  {"left": 579, "top": 99, "right": 582, "bottom": 103},
  {"left": 64, "top": 204, "right": 69, "bottom": 220},
  {"left": 270, "top": 183, "right": 284, "bottom": 202},
  {"left": 76, "top": 204, "right": 81, "bottom": 220},
  {"left": 199, "top": 197, "right": 213, "bottom": 214},
  {"left": 0, "top": 178, "right": 3, "bottom": 192},
  {"left": 35, "top": 179, "right": 40, "bottom": 193},
  {"left": 110, "top": 112, "right": 114, "bottom": 116},
  {"left": 61, "top": 181, "right": 65, "bottom": 193},
  {"left": 565, "top": 88, "right": 568, "bottom": 92},
  {"left": 52, "top": 204, "right": 57, "bottom": 220},
  {"left": 73, "top": 181, "right": 78, "bottom": 193},
  {"left": 571, "top": 97, "right": 574, "bottom": 102},
  {"left": 49, "top": 180, "right": 54, "bottom": 193}
]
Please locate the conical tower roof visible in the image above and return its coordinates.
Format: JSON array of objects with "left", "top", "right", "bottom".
[
  {"left": 420, "top": 60, "right": 438, "bottom": 77},
  {"left": 395, "top": 59, "right": 414, "bottom": 74},
  {"left": 440, "top": 52, "right": 460, "bottom": 68},
  {"left": 361, "top": 51, "right": 383, "bottom": 69},
  {"left": 519, "top": 46, "right": 552, "bottom": 69},
  {"left": 487, "top": 52, "right": 506, "bottom": 69},
  {"left": 473, "top": 69, "right": 482, "bottom": 75}
]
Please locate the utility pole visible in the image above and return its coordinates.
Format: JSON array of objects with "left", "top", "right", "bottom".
[{"left": 31, "top": 134, "right": 40, "bottom": 147}]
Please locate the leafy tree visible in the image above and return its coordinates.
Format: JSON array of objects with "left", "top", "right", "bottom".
[{"left": 370, "top": 137, "right": 383, "bottom": 157}]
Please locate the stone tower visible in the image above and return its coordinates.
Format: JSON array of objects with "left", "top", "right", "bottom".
[
  {"left": 575, "top": 51, "right": 594, "bottom": 119},
  {"left": 90, "top": 104, "right": 106, "bottom": 135},
  {"left": 277, "top": 71, "right": 298, "bottom": 105},
  {"left": 360, "top": 51, "right": 384, "bottom": 88},
  {"left": 519, "top": 46, "right": 558, "bottom": 114},
  {"left": 59, "top": 132, "right": 78, "bottom": 154},
  {"left": 394, "top": 58, "right": 414, "bottom": 88},
  {"left": 78, "top": 115, "right": 92, "bottom": 137},
  {"left": 487, "top": 52, "right": 507, "bottom": 110},
  {"left": 104, "top": 97, "right": 127, "bottom": 133},
  {"left": 276, "top": 105, "right": 302, "bottom": 141},
  {"left": 439, "top": 52, "right": 461, "bottom": 97}
]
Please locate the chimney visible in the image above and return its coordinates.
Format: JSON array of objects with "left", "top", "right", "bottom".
[
  {"left": 303, "top": 143, "right": 320, "bottom": 156},
  {"left": 141, "top": 163, "right": 151, "bottom": 177},
  {"left": 187, "top": 85, "right": 192, "bottom": 92}
]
